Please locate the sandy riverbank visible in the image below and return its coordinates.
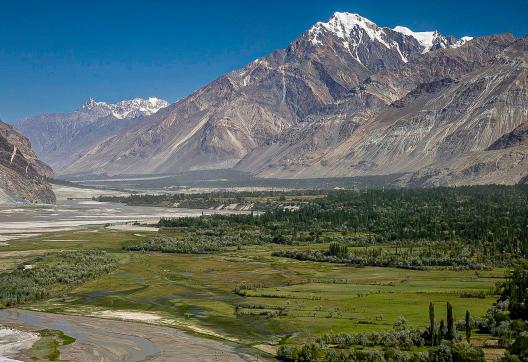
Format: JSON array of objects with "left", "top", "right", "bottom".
[
  {"left": 0, "top": 326, "right": 39, "bottom": 361},
  {"left": 0, "top": 309, "right": 260, "bottom": 361}
]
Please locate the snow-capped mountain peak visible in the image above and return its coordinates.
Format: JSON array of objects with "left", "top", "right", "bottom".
[
  {"left": 308, "top": 12, "right": 469, "bottom": 60},
  {"left": 79, "top": 97, "right": 169, "bottom": 119},
  {"left": 453, "top": 36, "right": 475, "bottom": 48},
  {"left": 310, "top": 12, "right": 388, "bottom": 47}
]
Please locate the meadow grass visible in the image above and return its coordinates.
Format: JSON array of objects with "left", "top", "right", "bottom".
[
  {"left": 16, "top": 238, "right": 500, "bottom": 347},
  {"left": 27, "top": 329, "right": 76, "bottom": 361},
  {"left": 1, "top": 229, "right": 503, "bottom": 348}
]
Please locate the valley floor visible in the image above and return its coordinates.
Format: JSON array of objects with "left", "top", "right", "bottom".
[
  {"left": 0, "top": 227, "right": 504, "bottom": 361},
  {"left": 2, "top": 185, "right": 525, "bottom": 361}
]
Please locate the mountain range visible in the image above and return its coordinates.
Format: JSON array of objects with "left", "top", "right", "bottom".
[
  {"left": 14, "top": 12, "right": 528, "bottom": 187},
  {"left": 16, "top": 97, "right": 168, "bottom": 170}
]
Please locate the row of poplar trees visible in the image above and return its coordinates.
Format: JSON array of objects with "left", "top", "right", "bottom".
[{"left": 429, "top": 302, "right": 472, "bottom": 345}]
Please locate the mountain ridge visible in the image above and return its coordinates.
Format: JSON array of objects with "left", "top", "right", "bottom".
[
  {"left": 13, "top": 12, "right": 528, "bottom": 186},
  {"left": 15, "top": 97, "right": 169, "bottom": 171},
  {"left": 61, "top": 12, "right": 465, "bottom": 176}
]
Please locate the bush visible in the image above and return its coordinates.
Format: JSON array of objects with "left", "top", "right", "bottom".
[
  {"left": 0, "top": 250, "right": 118, "bottom": 306},
  {"left": 508, "top": 335, "right": 528, "bottom": 361},
  {"left": 125, "top": 234, "right": 265, "bottom": 254},
  {"left": 450, "top": 342, "right": 485, "bottom": 362},
  {"left": 277, "top": 345, "right": 298, "bottom": 361},
  {"left": 316, "top": 329, "right": 425, "bottom": 350}
]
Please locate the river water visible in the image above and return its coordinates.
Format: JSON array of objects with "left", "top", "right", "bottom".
[
  {"left": 0, "top": 309, "right": 258, "bottom": 361},
  {"left": 0, "top": 309, "right": 159, "bottom": 361}
]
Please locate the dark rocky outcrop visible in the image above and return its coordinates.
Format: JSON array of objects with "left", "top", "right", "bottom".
[{"left": 0, "top": 120, "right": 55, "bottom": 204}]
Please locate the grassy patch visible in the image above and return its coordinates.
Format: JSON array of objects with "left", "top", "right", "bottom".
[{"left": 28, "top": 329, "right": 76, "bottom": 361}]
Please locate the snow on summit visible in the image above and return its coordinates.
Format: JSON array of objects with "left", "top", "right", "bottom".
[
  {"left": 80, "top": 97, "right": 169, "bottom": 119},
  {"left": 392, "top": 26, "right": 437, "bottom": 52},
  {"left": 310, "top": 12, "right": 389, "bottom": 47},
  {"left": 392, "top": 26, "right": 470, "bottom": 53},
  {"left": 309, "top": 12, "right": 469, "bottom": 57}
]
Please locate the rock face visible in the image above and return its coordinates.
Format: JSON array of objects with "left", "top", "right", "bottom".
[
  {"left": 488, "top": 122, "right": 528, "bottom": 150},
  {"left": 15, "top": 97, "right": 169, "bottom": 171},
  {"left": 14, "top": 12, "right": 528, "bottom": 186},
  {"left": 0, "top": 120, "right": 55, "bottom": 204},
  {"left": 241, "top": 35, "right": 527, "bottom": 183}
]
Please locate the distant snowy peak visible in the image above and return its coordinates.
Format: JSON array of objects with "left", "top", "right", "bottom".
[
  {"left": 392, "top": 26, "right": 440, "bottom": 53},
  {"left": 79, "top": 97, "right": 169, "bottom": 119},
  {"left": 453, "top": 36, "right": 475, "bottom": 48},
  {"left": 392, "top": 26, "right": 469, "bottom": 53},
  {"left": 110, "top": 97, "right": 170, "bottom": 119},
  {"left": 308, "top": 12, "right": 470, "bottom": 60}
]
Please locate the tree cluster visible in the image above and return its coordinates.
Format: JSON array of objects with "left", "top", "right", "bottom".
[{"left": 0, "top": 250, "right": 118, "bottom": 307}]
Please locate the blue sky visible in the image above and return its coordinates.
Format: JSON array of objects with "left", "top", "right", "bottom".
[{"left": 1, "top": 0, "right": 526, "bottom": 122}]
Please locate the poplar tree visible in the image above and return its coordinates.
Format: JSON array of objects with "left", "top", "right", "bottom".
[
  {"left": 447, "top": 302, "right": 455, "bottom": 340},
  {"left": 429, "top": 302, "right": 435, "bottom": 345},
  {"left": 439, "top": 319, "right": 445, "bottom": 341},
  {"left": 465, "top": 310, "right": 471, "bottom": 343}
]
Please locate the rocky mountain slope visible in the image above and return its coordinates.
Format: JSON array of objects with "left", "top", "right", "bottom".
[
  {"left": 60, "top": 13, "right": 467, "bottom": 175},
  {"left": 240, "top": 34, "right": 526, "bottom": 183},
  {"left": 0, "top": 120, "right": 55, "bottom": 204},
  {"left": 15, "top": 97, "right": 168, "bottom": 171},
  {"left": 15, "top": 12, "right": 528, "bottom": 186}
]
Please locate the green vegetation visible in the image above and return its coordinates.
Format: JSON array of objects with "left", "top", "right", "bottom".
[
  {"left": 272, "top": 241, "right": 495, "bottom": 270},
  {"left": 124, "top": 231, "right": 266, "bottom": 254},
  {"left": 278, "top": 338, "right": 486, "bottom": 362},
  {"left": 0, "top": 250, "right": 118, "bottom": 306},
  {"left": 96, "top": 190, "right": 323, "bottom": 210},
  {"left": 495, "top": 263, "right": 528, "bottom": 361},
  {"left": 260, "top": 186, "right": 527, "bottom": 247},
  {"left": 466, "top": 310, "right": 472, "bottom": 344},
  {"left": 270, "top": 262, "right": 526, "bottom": 362},
  {"left": 2, "top": 185, "right": 527, "bottom": 360},
  {"left": 156, "top": 186, "right": 528, "bottom": 264},
  {"left": 30, "top": 248, "right": 498, "bottom": 348},
  {"left": 29, "top": 329, "right": 76, "bottom": 361},
  {"left": 277, "top": 301, "right": 490, "bottom": 361},
  {"left": 0, "top": 227, "right": 155, "bottom": 253}
]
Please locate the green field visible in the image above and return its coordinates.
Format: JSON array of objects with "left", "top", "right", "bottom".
[{"left": 4, "top": 230, "right": 502, "bottom": 350}]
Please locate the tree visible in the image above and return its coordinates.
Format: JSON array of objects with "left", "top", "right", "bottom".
[
  {"left": 502, "top": 262, "right": 528, "bottom": 320},
  {"left": 466, "top": 310, "right": 472, "bottom": 344},
  {"left": 508, "top": 335, "right": 528, "bottom": 360},
  {"left": 328, "top": 243, "right": 348, "bottom": 257},
  {"left": 429, "top": 302, "right": 436, "bottom": 346},
  {"left": 439, "top": 319, "right": 445, "bottom": 341},
  {"left": 447, "top": 302, "right": 455, "bottom": 340},
  {"left": 298, "top": 343, "right": 319, "bottom": 361},
  {"left": 450, "top": 342, "right": 486, "bottom": 362}
]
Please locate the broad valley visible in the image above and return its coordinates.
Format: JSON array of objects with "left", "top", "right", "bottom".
[{"left": 0, "top": 3, "right": 527, "bottom": 362}]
